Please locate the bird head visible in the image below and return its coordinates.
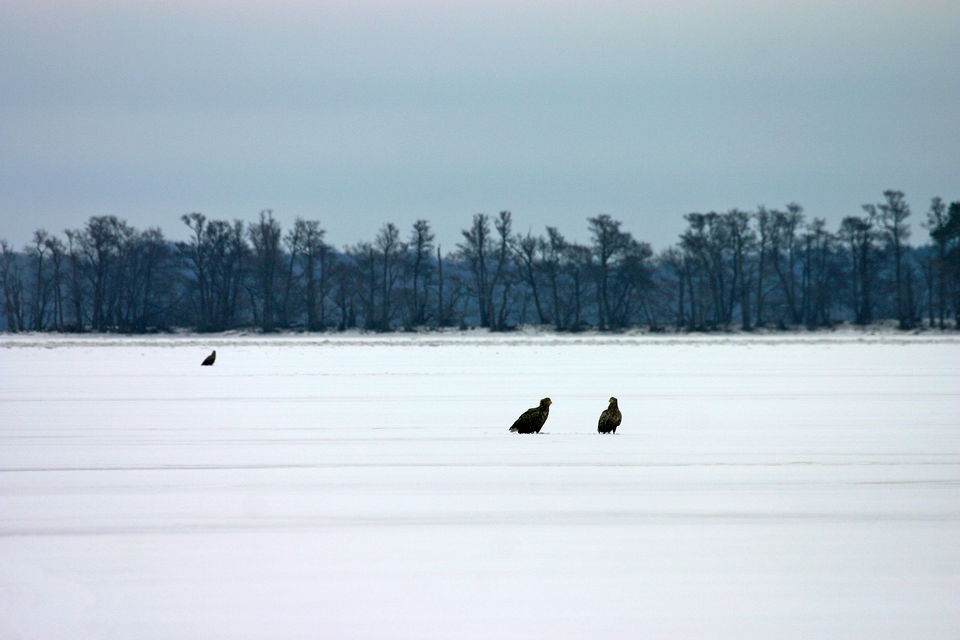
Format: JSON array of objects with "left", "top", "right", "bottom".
[
  {"left": 540, "top": 397, "right": 552, "bottom": 407},
  {"left": 609, "top": 396, "right": 618, "bottom": 405}
]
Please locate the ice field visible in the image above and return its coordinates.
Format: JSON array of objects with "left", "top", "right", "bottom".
[{"left": 1, "top": 333, "right": 959, "bottom": 639}]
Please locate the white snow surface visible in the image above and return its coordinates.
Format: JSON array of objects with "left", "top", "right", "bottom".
[{"left": 1, "top": 333, "right": 958, "bottom": 639}]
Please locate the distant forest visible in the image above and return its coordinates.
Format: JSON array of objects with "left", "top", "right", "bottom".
[{"left": 2, "top": 190, "right": 959, "bottom": 333}]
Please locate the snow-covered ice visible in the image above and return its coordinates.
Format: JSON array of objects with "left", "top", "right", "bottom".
[{"left": 1, "top": 333, "right": 958, "bottom": 639}]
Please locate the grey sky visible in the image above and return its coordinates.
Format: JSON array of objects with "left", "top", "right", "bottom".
[{"left": 2, "top": 0, "right": 958, "bottom": 251}]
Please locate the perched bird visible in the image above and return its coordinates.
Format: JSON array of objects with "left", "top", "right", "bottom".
[
  {"left": 509, "top": 397, "right": 552, "bottom": 434},
  {"left": 598, "top": 397, "right": 621, "bottom": 434},
  {"left": 201, "top": 350, "right": 217, "bottom": 366}
]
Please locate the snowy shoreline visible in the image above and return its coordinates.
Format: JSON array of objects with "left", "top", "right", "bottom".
[{"left": 3, "top": 327, "right": 959, "bottom": 349}]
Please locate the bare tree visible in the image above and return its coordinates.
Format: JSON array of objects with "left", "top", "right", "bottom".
[
  {"left": 3, "top": 194, "right": 954, "bottom": 335},
  {"left": 433, "top": 244, "right": 463, "bottom": 327},
  {"left": 374, "top": 222, "right": 404, "bottom": 331},
  {"left": 868, "top": 190, "right": 912, "bottom": 328},
  {"left": 435, "top": 245, "right": 446, "bottom": 327},
  {"left": 565, "top": 243, "right": 592, "bottom": 330},
  {"left": 924, "top": 198, "right": 949, "bottom": 328},
  {"left": 458, "top": 214, "right": 492, "bottom": 327},
  {"left": 329, "top": 253, "right": 359, "bottom": 331},
  {"left": 290, "top": 219, "right": 329, "bottom": 330},
  {"left": 930, "top": 201, "right": 960, "bottom": 326},
  {"left": 44, "top": 234, "right": 66, "bottom": 331},
  {"left": 116, "top": 227, "right": 170, "bottom": 331},
  {"left": 178, "top": 214, "right": 249, "bottom": 330},
  {"left": 75, "top": 216, "right": 133, "bottom": 331},
  {"left": 588, "top": 214, "right": 639, "bottom": 329},
  {"left": 27, "top": 229, "right": 51, "bottom": 330},
  {"left": 513, "top": 231, "right": 548, "bottom": 325},
  {"left": 839, "top": 213, "right": 879, "bottom": 325},
  {"left": 769, "top": 204, "right": 804, "bottom": 326},
  {"left": 680, "top": 212, "right": 732, "bottom": 327},
  {"left": 724, "top": 210, "right": 755, "bottom": 329},
  {"left": 405, "top": 220, "right": 434, "bottom": 328},
  {"left": 248, "top": 210, "right": 282, "bottom": 331},
  {"left": 178, "top": 213, "right": 214, "bottom": 329},
  {"left": 612, "top": 238, "right": 654, "bottom": 327},
  {"left": 541, "top": 227, "right": 567, "bottom": 330},
  {"left": 657, "top": 247, "right": 687, "bottom": 328},
  {"left": 491, "top": 212, "right": 516, "bottom": 329},
  {"left": 458, "top": 212, "right": 514, "bottom": 329},
  {"left": 801, "top": 218, "right": 836, "bottom": 327},
  {"left": 1, "top": 240, "right": 25, "bottom": 331},
  {"left": 279, "top": 222, "right": 306, "bottom": 328},
  {"left": 63, "top": 229, "right": 86, "bottom": 330},
  {"left": 753, "top": 206, "right": 773, "bottom": 326}
]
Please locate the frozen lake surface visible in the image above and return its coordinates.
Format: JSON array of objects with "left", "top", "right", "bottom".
[{"left": 1, "top": 333, "right": 959, "bottom": 639}]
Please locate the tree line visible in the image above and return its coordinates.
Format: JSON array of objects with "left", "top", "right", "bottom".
[{"left": 2, "top": 190, "right": 959, "bottom": 333}]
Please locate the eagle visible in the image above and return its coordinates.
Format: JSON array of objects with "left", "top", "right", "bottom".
[
  {"left": 598, "top": 397, "right": 621, "bottom": 434},
  {"left": 201, "top": 350, "right": 216, "bottom": 366},
  {"left": 509, "top": 397, "right": 552, "bottom": 433}
]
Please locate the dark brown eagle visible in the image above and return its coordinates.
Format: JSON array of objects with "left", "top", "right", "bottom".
[
  {"left": 201, "top": 350, "right": 216, "bottom": 366},
  {"left": 598, "top": 397, "right": 621, "bottom": 434},
  {"left": 509, "top": 397, "right": 552, "bottom": 433}
]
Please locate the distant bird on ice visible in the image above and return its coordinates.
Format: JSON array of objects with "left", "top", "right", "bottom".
[
  {"left": 598, "top": 397, "right": 621, "bottom": 434},
  {"left": 201, "top": 350, "right": 216, "bottom": 366},
  {"left": 509, "top": 397, "right": 552, "bottom": 434}
]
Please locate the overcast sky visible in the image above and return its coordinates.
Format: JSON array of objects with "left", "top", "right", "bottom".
[{"left": 2, "top": 0, "right": 958, "bottom": 250}]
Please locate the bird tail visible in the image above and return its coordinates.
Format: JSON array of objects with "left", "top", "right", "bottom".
[{"left": 509, "top": 425, "right": 519, "bottom": 432}]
